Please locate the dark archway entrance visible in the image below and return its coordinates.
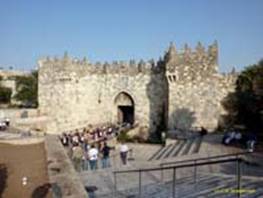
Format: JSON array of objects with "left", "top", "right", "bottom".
[
  {"left": 114, "top": 92, "right": 134, "bottom": 125},
  {"left": 118, "top": 106, "right": 134, "bottom": 124}
]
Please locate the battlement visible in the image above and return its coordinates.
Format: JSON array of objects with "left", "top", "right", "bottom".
[
  {"left": 38, "top": 41, "right": 220, "bottom": 82},
  {"left": 38, "top": 52, "right": 164, "bottom": 78},
  {"left": 165, "top": 41, "right": 218, "bottom": 66},
  {"left": 164, "top": 41, "right": 219, "bottom": 81}
]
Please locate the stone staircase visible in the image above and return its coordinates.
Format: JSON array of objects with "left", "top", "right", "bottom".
[
  {"left": 79, "top": 136, "right": 263, "bottom": 198},
  {"left": 148, "top": 137, "right": 203, "bottom": 161},
  {"left": 81, "top": 169, "right": 263, "bottom": 198},
  {"left": 119, "top": 174, "right": 263, "bottom": 198}
]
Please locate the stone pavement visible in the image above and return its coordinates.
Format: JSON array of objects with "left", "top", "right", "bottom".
[
  {"left": 81, "top": 171, "right": 263, "bottom": 198},
  {"left": 79, "top": 135, "right": 263, "bottom": 197}
]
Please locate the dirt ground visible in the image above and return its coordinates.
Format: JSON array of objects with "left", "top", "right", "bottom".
[{"left": 0, "top": 141, "right": 51, "bottom": 198}]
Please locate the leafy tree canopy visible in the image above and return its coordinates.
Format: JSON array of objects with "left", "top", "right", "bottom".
[
  {"left": 0, "top": 75, "right": 12, "bottom": 104},
  {"left": 222, "top": 60, "right": 263, "bottom": 134},
  {"left": 0, "top": 86, "right": 12, "bottom": 104},
  {"left": 14, "top": 70, "right": 38, "bottom": 107}
]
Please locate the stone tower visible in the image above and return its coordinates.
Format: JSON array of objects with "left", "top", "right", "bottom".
[{"left": 163, "top": 41, "right": 235, "bottom": 131}]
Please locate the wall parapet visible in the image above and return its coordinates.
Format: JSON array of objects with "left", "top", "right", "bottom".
[
  {"left": 38, "top": 53, "right": 164, "bottom": 78},
  {"left": 164, "top": 41, "right": 219, "bottom": 81},
  {"left": 45, "top": 135, "right": 87, "bottom": 197}
]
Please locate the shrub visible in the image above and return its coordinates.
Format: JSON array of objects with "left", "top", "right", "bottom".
[
  {"left": 0, "top": 86, "right": 12, "bottom": 104},
  {"left": 117, "top": 131, "right": 132, "bottom": 142},
  {"left": 14, "top": 70, "right": 38, "bottom": 107}
]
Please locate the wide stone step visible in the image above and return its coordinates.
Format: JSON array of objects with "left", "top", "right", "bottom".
[
  {"left": 114, "top": 174, "right": 263, "bottom": 198},
  {"left": 147, "top": 146, "right": 164, "bottom": 161},
  {"left": 164, "top": 140, "right": 181, "bottom": 159},
  {"left": 191, "top": 136, "right": 203, "bottom": 154},
  {"left": 181, "top": 138, "right": 195, "bottom": 156},
  {"left": 154, "top": 144, "right": 173, "bottom": 161},
  {"left": 147, "top": 137, "right": 205, "bottom": 162},
  {"left": 78, "top": 140, "right": 263, "bottom": 197},
  {"left": 81, "top": 167, "right": 263, "bottom": 198},
  {"left": 115, "top": 175, "right": 225, "bottom": 198},
  {"left": 172, "top": 140, "right": 187, "bottom": 157}
]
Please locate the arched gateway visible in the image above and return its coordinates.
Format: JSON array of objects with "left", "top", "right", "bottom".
[{"left": 114, "top": 92, "right": 134, "bottom": 124}]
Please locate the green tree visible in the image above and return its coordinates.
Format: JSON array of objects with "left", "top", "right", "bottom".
[
  {"left": 0, "top": 86, "right": 12, "bottom": 104},
  {"left": 0, "top": 75, "right": 12, "bottom": 104},
  {"left": 14, "top": 70, "right": 38, "bottom": 107},
  {"left": 222, "top": 60, "right": 263, "bottom": 134}
]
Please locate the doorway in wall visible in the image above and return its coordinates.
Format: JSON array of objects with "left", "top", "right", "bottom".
[{"left": 115, "top": 92, "right": 134, "bottom": 125}]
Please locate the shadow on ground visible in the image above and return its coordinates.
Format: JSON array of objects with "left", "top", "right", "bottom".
[{"left": 0, "top": 164, "right": 8, "bottom": 197}]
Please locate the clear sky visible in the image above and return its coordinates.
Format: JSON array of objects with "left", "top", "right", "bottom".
[{"left": 0, "top": 0, "right": 262, "bottom": 72}]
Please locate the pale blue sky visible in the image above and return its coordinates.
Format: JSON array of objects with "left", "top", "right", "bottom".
[{"left": 0, "top": 0, "right": 263, "bottom": 72}]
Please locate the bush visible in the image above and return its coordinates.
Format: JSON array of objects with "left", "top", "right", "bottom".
[
  {"left": 14, "top": 70, "right": 38, "bottom": 107},
  {"left": 0, "top": 86, "right": 12, "bottom": 104},
  {"left": 117, "top": 131, "right": 132, "bottom": 142},
  {"left": 132, "top": 126, "right": 149, "bottom": 143}
]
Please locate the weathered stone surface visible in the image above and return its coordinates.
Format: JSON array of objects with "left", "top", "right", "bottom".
[
  {"left": 38, "top": 42, "right": 236, "bottom": 134},
  {"left": 45, "top": 136, "right": 87, "bottom": 197}
]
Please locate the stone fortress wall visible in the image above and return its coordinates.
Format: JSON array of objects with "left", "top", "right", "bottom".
[
  {"left": 38, "top": 53, "right": 167, "bottom": 134},
  {"left": 165, "top": 41, "right": 236, "bottom": 130},
  {"left": 38, "top": 41, "right": 236, "bottom": 134}
]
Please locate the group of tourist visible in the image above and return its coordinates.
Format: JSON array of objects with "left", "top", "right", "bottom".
[
  {"left": 59, "top": 123, "right": 130, "bottom": 171},
  {"left": 70, "top": 141, "right": 129, "bottom": 171},
  {"left": 60, "top": 124, "right": 119, "bottom": 147}
]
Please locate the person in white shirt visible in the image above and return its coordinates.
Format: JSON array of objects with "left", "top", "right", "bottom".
[
  {"left": 120, "top": 142, "right": 129, "bottom": 165},
  {"left": 72, "top": 134, "right": 79, "bottom": 144},
  {"left": 88, "top": 144, "right": 98, "bottom": 170}
]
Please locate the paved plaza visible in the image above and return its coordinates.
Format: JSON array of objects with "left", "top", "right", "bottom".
[{"left": 79, "top": 135, "right": 263, "bottom": 198}]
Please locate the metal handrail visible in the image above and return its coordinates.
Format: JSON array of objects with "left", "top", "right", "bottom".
[
  {"left": 114, "top": 157, "right": 241, "bottom": 174},
  {"left": 113, "top": 157, "right": 243, "bottom": 198},
  {"left": 160, "top": 151, "right": 251, "bottom": 167}
]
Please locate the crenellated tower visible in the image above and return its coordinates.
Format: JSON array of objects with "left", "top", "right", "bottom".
[
  {"left": 163, "top": 41, "right": 236, "bottom": 131},
  {"left": 164, "top": 41, "right": 218, "bottom": 83}
]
